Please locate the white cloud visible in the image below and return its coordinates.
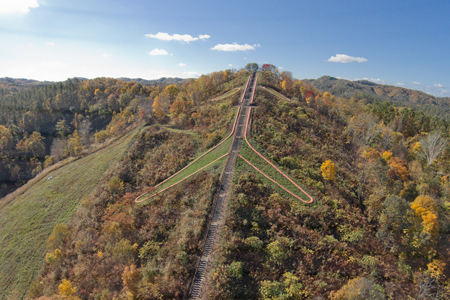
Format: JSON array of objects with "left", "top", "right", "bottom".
[
  {"left": 228, "top": 64, "right": 233, "bottom": 67},
  {"left": 434, "top": 83, "right": 444, "bottom": 88},
  {"left": 102, "top": 53, "right": 112, "bottom": 58},
  {"left": 0, "top": 0, "right": 39, "bottom": 14},
  {"left": 177, "top": 63, "right": 186, "bottom": 67},
  {"left": 45, "top": 42, "right": 55, "bottom": 47},
  {"left": 362, "top": 77, "right": 384, "bottom": 84},
  {"left": 396, "top": 82, "right": 405, "bottom": 86},
  {"left": 328, "top": 54, "right": 368, "bottom": 63},
  {"left": 145, "top": 32, "right": 210, "bottom": 43},
  {"left": 211, "top": 43, "right": 259, "bottom": 52},
  {"left": 149, "top": 48, "right": 168, "bottom": 56},
  {"left": 413, "top": 81, "right": 421, "bottom": 85},
  {"left": 183, "top": 71, "right": 201, "bottom": 78}
]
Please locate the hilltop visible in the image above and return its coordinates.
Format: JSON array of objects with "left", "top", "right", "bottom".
[
  {"left": 1, "top": 65, "right": 449, "bottom": 299},
  {"left": 117, "top": 77, "right": 189, "bottom": 86}
]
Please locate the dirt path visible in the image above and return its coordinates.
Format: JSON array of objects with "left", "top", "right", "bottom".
[{"left": 189, "top": 72, "right": 257, "bottom": 299}]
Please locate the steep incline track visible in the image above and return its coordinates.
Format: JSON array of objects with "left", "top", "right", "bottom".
[{"left": 189, "top": 72, "right": 257, "bottom": 299}]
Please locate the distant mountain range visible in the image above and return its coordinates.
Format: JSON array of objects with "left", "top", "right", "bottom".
[
  {"left": 0, "top": 76, "right": 189, "bottom": 91},
  {"left": 3, "top": 75, "right": 450, "bottom": 119},
  {"left": 116, "top": 77, "right": 189, "bottom": 86},
  {"left": 0, "top": 78, "right": 53, "bottom": 93},
  {"left": 305, "top": 76, "right": 450, "bottom": 119}
]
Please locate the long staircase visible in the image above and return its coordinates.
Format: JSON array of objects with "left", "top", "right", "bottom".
[{"left": 189, "top": 73, "right": 257, "bottom": 299}]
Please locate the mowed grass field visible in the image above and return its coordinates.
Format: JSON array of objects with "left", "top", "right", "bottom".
[{"left": 0, "top": 127, "right": 141, "bottom": 299}]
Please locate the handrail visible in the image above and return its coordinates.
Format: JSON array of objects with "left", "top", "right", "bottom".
[
  {"left": 240, "top": 74, "right": 252, "bottom": 103},
  {"left": 250, "top": 73, "right": 258, "bottom": 103}
]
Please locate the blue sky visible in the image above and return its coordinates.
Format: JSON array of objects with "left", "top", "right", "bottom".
[{"left": 0, "top": 0, "right": 449, "bottom": 97}]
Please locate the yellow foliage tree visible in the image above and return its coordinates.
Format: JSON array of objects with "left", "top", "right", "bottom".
[
  {"left": 59, "top": 279, "right": 79, "bottom": 299},
  {"left": 321, "top": 160, "right": 336, "bottom": 181},
  {"left": 381, "top": 151, "right": 392, "bottom": 161},
  {"left": 281, "top": 80, "right": 288, "bottom": 91},
  {"left": 67, "top": 130, "right": 82, "bottom": 156},
  {"left": 413, "top": 141, "right": 422, "bottom": 153},
  {"left": 329, "top": 277, "right": 385, "bottom": 300},
  {"left": 169, "top": 99, "right": 186, "bottom": 118},
  {"left": 427, "top": 259, "right": 446, "bottom": 279},
  {"left": 165, "top": 85, "right": 179, "bottom": 97},
  {"left": 411, "top": 195, "right": 439, "bottom": 236},
  {"left": 152, "top": 96, "right": 165, "bottom": 120},
  {"left": 322, "top": 92, "right": 335, "bottom": 105},
  {"left": 122, "top": 264, "right": 140, "bottom": 298}
]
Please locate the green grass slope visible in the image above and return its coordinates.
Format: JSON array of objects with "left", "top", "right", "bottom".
[
  {"left": 136, "top": 108, "right": 239, "bottom": 203},
  {"left": 0, "top": 127, "right": 141, "bottom": 299},
  {"left": 238, "top": 137, "right": 314, "bottom": 205}
]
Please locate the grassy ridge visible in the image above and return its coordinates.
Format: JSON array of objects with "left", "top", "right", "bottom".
[
  {"left": 136, "top": 132, "right": 232, "bottom": 204},
  {"left": 136, "top": 107, "right": 240, "bottom": 203},
  {"left": 260, "top": 86, "right": 290, "bottom": 101},
  {"left": 213, "top": 88, "right": 240, "bottom": 101},
  {"left": 156, "top": 137, "right": 231, "bottom": 191},
  {"left": 237, "top": 138, "right": 314, "bottom": 205},
  {"left": 0, "top": 127, "right": 141, "bottom": 299}
]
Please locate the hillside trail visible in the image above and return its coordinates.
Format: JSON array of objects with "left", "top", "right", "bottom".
[{"left": 189, "top": 72, "right": 257, "bottom": 299}]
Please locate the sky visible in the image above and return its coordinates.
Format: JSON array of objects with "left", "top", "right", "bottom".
[{"left": 0, "top": 0, "right": 449, "bottom": 97}]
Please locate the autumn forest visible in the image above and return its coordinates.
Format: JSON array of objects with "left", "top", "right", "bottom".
[{"left": 1, "top": 64, "right": 450, "bottom": 299}]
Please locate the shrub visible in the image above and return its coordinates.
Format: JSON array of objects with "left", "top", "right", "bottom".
[
  {"left": 108, "top": 176, "right": 124, "bottom": 195},
  {"left": 227, "top": 261, "right": 244, "bottom": 280}
]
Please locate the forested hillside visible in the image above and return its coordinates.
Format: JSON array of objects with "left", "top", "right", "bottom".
[
  {"left": 0, "top": 71, "right": 242, "bottom": 198},
  {"left": 0, "top": 78, "right": 52, "bottom": 96},
  {"left": 208, "top": 67, "right": 450, "bottom": 299},
  {"left": 117, "top": 77, "right": 188, "bottom": 86},
  {"left": 306, "top": 76, "right": 450, "bottom": 120},
  {"left": 2, "top": 65, "right": 450, "bottom": 299},
  {"left": 0, "top": 69, "right": 249, "bottom": 299}
]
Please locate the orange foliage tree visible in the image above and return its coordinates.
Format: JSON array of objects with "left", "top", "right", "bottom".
[{"left": 388, "top": 157, "right": 408, "bottom": 181}]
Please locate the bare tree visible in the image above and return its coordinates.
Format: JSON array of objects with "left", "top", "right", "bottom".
[
  {"left": 420, "top": 132, "right": 447, "bottom": 166},
  {"left": 416, "top": 272, "right": 448, "bottom": 300},
  {"left": 347, "top": 113, "right": 383, "bottom": 147},
  {"left": 50, "top": 137, "right": 64, "bottom": 162},
  {"left": 381, "top": 127, "right": 395, "bottom": 150}
]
